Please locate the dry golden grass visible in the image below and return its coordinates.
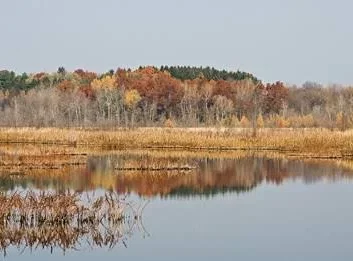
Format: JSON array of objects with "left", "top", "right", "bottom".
[
  {"left": 0, "top": 191, "right": 141, "bottom": 255},
  {"left": 0, "top": 144, "right": 278, "bottom": 175},
  {"left": 0, "top": 127, "right": 353, "bottom": 158},
  {"left": 0, "top": 144, "right": 86, "bottom": 171}
]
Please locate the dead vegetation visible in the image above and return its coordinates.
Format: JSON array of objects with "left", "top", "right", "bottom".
[
  {"left": 0, "top": 191, "right": 146, "bottom": 256},
  {"left": 0, "top": 127, "right": 353, "bottom": 158}
]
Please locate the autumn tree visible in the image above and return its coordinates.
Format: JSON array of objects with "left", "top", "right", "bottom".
[
  {"left": 257, "top": 114, "right": 264, "bottom": 128},
  {"left": 4, "top": 65, "right": 353, "bottom": 130},
  {"left": 213, "top": 95, "right": 233, "bottom": 124},
  {"left": 263, "top": 81, "right": 288, "bottom": 115},
  {"left": 124, "top": 89, "right": 141, "bottom": 127}
]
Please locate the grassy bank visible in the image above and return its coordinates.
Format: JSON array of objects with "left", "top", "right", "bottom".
[{"left": 0, "top": 127, "right": 353, "bottom": 158}]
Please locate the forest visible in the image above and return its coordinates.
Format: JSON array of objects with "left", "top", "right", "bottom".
[{"left": 0, "top": 66, "right": 352, "bottom": 130}]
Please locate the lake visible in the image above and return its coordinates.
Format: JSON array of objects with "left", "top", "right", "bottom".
[{"left": 1, "top": 153, "right": 353, "bottom": 261}]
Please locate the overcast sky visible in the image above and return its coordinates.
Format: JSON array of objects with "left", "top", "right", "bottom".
[{"left": 1, "top": 0, "right": 352, "bottom": 84}]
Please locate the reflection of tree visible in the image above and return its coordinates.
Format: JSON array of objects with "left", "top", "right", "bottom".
[
  {"left": 1, "top": 156, "right": 353, "bottom": 198},
  {"left": 0, "top": 191, "right": 146, "bottom": 257}
]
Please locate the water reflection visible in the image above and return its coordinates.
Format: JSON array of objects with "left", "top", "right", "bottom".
[
  {"left": 0, "top": 191, "right": 147, "bottom": 257},
  {"left": 1, "top": 154, "right": 353, "bottom": 198}
]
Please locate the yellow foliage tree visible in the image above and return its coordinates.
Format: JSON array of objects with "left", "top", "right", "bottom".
[
  {"left": 256, "top": 114, "right": 264, "bottom": 128},
  {"left": 226, "top": 115, "right": 240, "bottom": 127},
  {"left": 91, "top": 75, "right": 116, "bottom": 90},
  {"left": 124, "top": 89, "right": 141, "bottom": 109}
]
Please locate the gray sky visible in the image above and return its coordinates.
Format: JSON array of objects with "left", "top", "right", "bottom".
[{"left": 1, "top": 0, "right": 352, "bottom": 84}]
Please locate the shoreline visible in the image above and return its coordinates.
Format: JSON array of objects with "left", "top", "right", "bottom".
[{"left": 0, "top": 127, "right": 352, "bottom": 159}]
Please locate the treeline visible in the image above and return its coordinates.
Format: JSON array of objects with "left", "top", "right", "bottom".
[
  {"left": 160, "top": 66, "right": 259, "bottom": 82},
  {"left": 0, "top": 66, "right": 352, "bottom": 129}
]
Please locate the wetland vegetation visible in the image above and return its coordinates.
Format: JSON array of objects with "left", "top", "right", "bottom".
[
  {"left": 1, "top": 146, "right": 353, "bottom": 259},
  {"left": 0, "top": 190, "right": 146, "bottom": 257},
  {"left": 1, "top": 66, "right": 353, "bottom": 260},
  {"left": 1, "top": 127, "right": 353, "bottom": 159}
]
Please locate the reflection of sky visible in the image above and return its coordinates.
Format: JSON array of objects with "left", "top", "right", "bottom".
[{"left": 6, "top": 180, "right": 353, "bottom": 261}]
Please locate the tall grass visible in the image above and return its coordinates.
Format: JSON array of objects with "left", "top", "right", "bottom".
[
  {"left": 1, "top": 127, "right": 353, "bottom": 158},
  {"left": 0, "top": 191, "right": 143, "bottom": 255}
]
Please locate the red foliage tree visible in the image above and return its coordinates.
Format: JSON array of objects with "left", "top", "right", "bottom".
[
  {"left": 74, "top": 69, "right": 97, "bottom": 84},
  {"left": 116, "top": 67, "right": 184, "bottom": 113},
  {"left": 57, "top": 80, "right": 75, "bottom": 92},
  {"left": 78, "top": 84, "right": 96, "bottom": 100},
  {"left": 263, "top": 81, "right": 289, "bottom": 114}
]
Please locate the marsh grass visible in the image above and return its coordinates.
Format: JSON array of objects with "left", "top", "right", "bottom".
[
  {"left": 0, "top": 144, "right": 87, "bottom": 171},
  {"left": 113, "top": 155, "right": 197, "bottom": 171},
  {"left": 0, "top": 191, "right": 143, "bottom": 256},
  {"left": 1, "top": 127, "right": 353, "bottom": 158}
]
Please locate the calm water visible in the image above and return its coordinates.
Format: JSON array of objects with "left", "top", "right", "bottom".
[{"left": 1, "top": 154, "right": 353, "bottom": 260}]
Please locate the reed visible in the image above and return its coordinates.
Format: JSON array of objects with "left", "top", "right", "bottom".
[
  {"left": 0, "top": 191, "right": 144, "bottom": 256},
  {"left": 0, "top": 128, "right": 353, "bottom": 159}
]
